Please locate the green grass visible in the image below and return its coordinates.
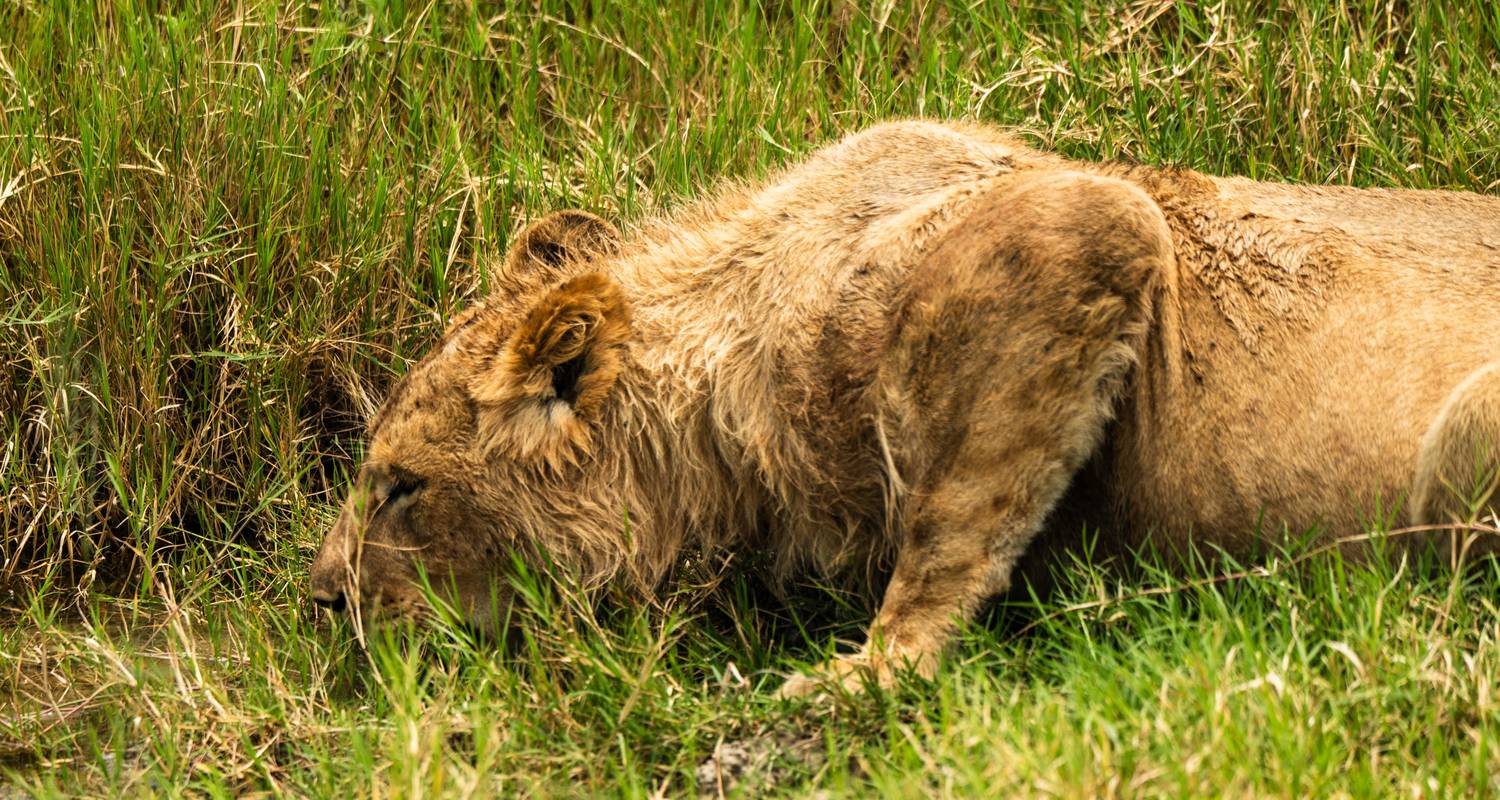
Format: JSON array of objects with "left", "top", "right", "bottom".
[{"left": 2, "top": 0, "right": 1498, "bottom": 795}]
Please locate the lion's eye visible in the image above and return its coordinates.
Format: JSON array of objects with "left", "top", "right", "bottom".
[
  {"left": 387, "top": 479, "right": 417, "bottom": 503},
  {"left": 382, "top": 470, "right": 425, "bottom": 508}
]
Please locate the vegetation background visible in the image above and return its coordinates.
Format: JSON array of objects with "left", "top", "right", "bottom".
[{"left": 2, "top": 0, "right": 1499, "bottom": 795}]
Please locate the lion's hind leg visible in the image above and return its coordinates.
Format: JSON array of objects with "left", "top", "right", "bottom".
[{"left": 1410, "top": 361, "right": 1500, "bottom": 560}]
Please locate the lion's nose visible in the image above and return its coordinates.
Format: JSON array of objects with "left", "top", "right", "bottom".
[
  {"left": 311, "top": 587, "right": 347, "bottom": 613},
  {"left": 309, "top": 549, "right": 350, "bottom": 613},
  {"left": 310, "top": 519, "right": 354, "bottom": 614}
]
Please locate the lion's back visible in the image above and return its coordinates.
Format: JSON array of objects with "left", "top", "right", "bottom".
[{"left": 1100, "top": 173, "right": 1500, "bottom": 551}]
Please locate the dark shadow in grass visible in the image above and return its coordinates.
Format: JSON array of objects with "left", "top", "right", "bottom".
[{"left": 980, "top": 517, "right": 1500, "bottom": 686}]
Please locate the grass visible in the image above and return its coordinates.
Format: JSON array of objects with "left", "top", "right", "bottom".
[{"left": 2, "top": 0, "right": 1498, "bottom": 795}]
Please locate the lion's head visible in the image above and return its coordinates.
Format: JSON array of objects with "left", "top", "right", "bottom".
[{"left": 308, "top": 210, "right": 643, "bottom": 631}]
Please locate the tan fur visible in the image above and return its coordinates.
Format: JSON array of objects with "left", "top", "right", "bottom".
[
  {"left": 310, "top": 120, "right": 1500, "bottom": 693},
  {"left": 1411, "top": 362, "right": 1500, "bottom": 561}
]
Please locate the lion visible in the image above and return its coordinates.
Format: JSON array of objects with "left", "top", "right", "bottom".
[{"left": 309, "top": 120, "right": 1500, "bottom": 695}]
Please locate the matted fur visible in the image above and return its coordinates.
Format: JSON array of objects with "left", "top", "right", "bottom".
[{"left": 310, "top": 120, "right": 1500, "bottom": 693}]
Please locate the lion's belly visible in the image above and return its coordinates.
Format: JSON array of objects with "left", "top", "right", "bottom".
[{"left": 1104, "top": 243, "right": 1499, "bottom": 554}]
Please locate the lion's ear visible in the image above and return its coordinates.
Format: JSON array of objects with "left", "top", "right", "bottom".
[
  {"left": 500, "top": 210, "right": 620, "bottom": 294},
  {"left": 470, "top": 272, "right": 631, "bottom": 464}
]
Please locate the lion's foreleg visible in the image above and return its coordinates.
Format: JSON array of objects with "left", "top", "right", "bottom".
[{"left": 780, "top": 172, "right": 1175, "bottom": 697}]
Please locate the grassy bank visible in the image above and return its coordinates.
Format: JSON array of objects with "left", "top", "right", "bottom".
[{"left": 3, "top": 0, "right": 1498, "bottom": 795}]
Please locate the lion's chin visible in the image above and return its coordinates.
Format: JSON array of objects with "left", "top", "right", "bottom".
[{"left": 342, "top": 588, "right": 517, "bottom": 643}]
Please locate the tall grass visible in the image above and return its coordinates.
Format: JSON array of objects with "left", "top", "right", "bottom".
[{"left": 2, "top": 1, "right": 1498, "bottom": 796}]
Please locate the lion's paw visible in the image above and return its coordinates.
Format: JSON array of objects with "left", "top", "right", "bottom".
[{"left": 775, "top": 656, "right": 875, "bottom": 700}]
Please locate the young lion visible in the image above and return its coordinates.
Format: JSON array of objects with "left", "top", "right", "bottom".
[{"left": 310, "top": 120, "right": 1500, "bottom": 695}]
